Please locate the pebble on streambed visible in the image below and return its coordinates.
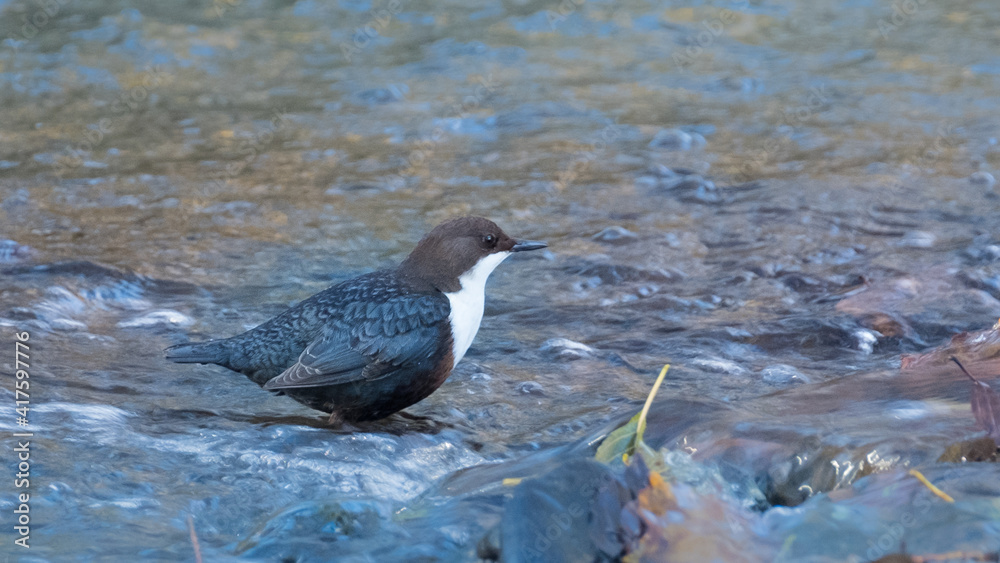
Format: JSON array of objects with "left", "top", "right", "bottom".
[
  {"left": 591, "top": 226, "right": 638, "bottom": 245},
  {"left": 539, "top": 338, "right": 596, "bottom": 361},
  {"left": 759, "top": 364, "right": 810, "bottom": 385},
  {"left": 118, "top": 310, "right": 194, "bottom": 328},
  {"left": 969, "top": 171, "right": 996, "bottom": 189},
  {"left": 0, "top": 240, "right": 35, "bottom": 263},
  {"left": 648, "top": 128, "right": 707, "bottom": 151}
]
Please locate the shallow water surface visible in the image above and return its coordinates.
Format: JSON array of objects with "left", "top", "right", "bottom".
[{"left": 1, "top": 0, "right": 1000, "bottom": 560}]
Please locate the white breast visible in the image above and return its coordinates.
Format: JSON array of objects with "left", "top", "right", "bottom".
[{"left": 444, "top": 252, "right": 510, "bottom": 367}]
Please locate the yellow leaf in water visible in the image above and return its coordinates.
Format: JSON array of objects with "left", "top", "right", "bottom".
[
  {"left": 595, "top": 365, "right": 670, "bottom": 463},
  {"left": 595, "top": 411, "right": 642, "bottom": 464}
]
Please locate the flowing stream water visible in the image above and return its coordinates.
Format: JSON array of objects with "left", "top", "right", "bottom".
[{"left": 1, "top": 0, "right": 999, "bottom": 560}]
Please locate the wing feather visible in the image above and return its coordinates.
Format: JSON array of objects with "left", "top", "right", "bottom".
[{"left": 263, "top": 294, "right": 449, "bottom": 390}]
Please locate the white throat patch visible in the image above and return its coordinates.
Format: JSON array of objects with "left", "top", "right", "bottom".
[{"left": 444, "top": 251, "right": 510, "bottom": 367}]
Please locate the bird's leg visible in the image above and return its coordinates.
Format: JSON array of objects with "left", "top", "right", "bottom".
[
  {"left": 324, "top": 411, "right": 364, "bottom": 433},
  {"left": 327, "top": 411, "right": 344, "bottom": 427}
]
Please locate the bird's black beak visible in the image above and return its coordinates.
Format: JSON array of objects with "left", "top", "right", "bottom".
[{"left": 512, "top": 239, "right": 547, "bottom": 252}]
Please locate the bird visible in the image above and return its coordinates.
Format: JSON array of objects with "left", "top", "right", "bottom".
[{"left": 164, "top": 216, "right": 547, "bottom": 424}]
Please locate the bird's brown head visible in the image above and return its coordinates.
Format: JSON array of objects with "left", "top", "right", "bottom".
[{"left": 398, "top": 216, "right": 546, "bottom": 292}]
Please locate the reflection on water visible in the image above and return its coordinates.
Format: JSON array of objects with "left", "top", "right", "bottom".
[{"left": 2, "top": 0, "right": 1000, "bottom": 560}]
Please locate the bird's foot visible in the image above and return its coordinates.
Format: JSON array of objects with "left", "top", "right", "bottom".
[
  {"left": 324, "top": 411, "right": 361, "bottom": 432},
  {"left": 397, "top": 411, "right": 435, "bottom": 423}
]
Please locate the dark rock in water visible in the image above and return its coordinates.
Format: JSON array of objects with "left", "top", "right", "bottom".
[
  {"left": 476, "top": 526, "right": 502, "bottom": 560},
  {"left": 479, "top": 457, "right": 653, "bottom": 563},
  {"left": 478, "top": 458, "right": 614, "bottom": 562},
  {"left": 760, "top": 445, "right": 850, "bottom": 507},
  {"left": 746, "top": 317, "right": 861, "bottom": 357},
  {"left": 237, "top": 500, "right": 387, "bottom": 560},
  {"left": 937, "top": 437, "right": 998, "bottom": 463}
]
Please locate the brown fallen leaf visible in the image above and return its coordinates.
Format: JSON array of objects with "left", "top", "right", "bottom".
[{"left": 950, "top": 357, "right": 1000, "bottom": 446}]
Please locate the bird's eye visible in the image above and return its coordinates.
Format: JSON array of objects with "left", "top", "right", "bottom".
[{"left": 483, "top": 234, "right": 496, "bottom": 246}]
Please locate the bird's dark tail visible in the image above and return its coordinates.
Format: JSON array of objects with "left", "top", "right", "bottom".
[{"left": 164, "top": 340, "right": 231, "bottom": 365}]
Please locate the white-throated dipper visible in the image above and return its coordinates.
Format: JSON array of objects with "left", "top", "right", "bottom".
[{"left": 164, "top": 216, "right": 547, "bottom": 424}]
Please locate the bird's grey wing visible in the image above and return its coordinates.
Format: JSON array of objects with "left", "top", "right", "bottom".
[
  {"left": 263, "top": 295, "right": 449, "bottom": 390},
  {"left": 262, "top": 330, "right": 368, "bottom": 389}
]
